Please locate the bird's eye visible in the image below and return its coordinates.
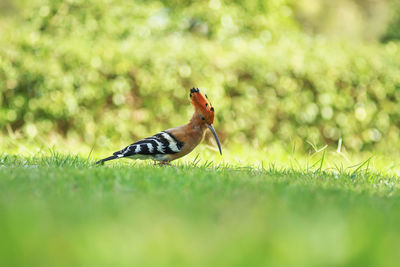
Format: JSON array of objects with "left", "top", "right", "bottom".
[{"left": 200, "top": 115, "right": 205, "bottom": 121}]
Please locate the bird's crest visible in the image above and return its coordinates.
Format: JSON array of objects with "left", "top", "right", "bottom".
[{"left": 190, "top": 88, "right": 214, "bottom": 115}]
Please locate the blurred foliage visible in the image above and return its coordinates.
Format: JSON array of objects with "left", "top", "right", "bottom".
[
  {"left": 294, "top": 0, "right": 392, "bottom": 41},
  {"left": 1, "top": 0, "right": 400, "bottom": 153},
  {"left": 382, "top": 1, "right": 400, "bottom": 42}
]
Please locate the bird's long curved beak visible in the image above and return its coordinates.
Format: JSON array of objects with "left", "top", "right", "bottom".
[{"left": 206, "top": 124, "right": 222, "bottom": 155}]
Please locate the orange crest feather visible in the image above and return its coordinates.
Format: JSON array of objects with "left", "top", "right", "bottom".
[{"left": 189, "top": 88, "right": 215, "bottom": 124}]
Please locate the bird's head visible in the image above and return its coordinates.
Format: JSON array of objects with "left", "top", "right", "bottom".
[
  {"left": 190, "top": 88, "right": 222, "bottom": 155},
  {"left": 190, "top": 88, "right": 215, "bottom": 125}
]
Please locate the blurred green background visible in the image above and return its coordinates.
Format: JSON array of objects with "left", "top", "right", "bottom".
[{"left": 1, "top": 0, "right": 400, "bottom": 155}]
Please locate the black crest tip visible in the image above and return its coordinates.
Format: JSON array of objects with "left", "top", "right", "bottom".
[{"left": 190, "top": 87, "right": 200, "bottom": 97}]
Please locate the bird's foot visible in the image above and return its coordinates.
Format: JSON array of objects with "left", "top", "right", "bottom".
[{"left": 154, "top": 161, "right": 174, "bottom": 167}]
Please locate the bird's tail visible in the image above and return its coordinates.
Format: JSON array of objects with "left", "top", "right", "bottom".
[{"left": 96, "top": 155, "right": 118, "bottom": 165}]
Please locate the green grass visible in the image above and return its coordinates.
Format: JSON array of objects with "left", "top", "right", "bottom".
[{"left": 1, "top": 154, "right": 400, "bottom": 266}]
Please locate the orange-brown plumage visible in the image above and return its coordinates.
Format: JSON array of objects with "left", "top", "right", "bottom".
[
  {"left": 96, "top": 88, "right": 222, "bottom": 165},
  {"left": 190, "top": 89, "right": 215, "bottom": 125}
]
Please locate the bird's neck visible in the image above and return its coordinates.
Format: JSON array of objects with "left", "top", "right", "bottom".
[{"left": 185, "top": 112, "right": 207, "bottom": 137}]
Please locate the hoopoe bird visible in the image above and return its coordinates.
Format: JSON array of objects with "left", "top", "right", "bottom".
[{"left": 96, "top": 88, "right": 222, "bottom": 165}]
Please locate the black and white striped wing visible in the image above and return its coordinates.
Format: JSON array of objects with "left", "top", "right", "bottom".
[{"left": 113, "top": 131, "right": 184, "bottom": 158}]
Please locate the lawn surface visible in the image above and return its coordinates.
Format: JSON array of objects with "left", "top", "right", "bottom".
[{"left": 1, "top": 154, "right": 400, "bottom": 266}]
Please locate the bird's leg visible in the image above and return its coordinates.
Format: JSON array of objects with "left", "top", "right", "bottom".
[{"left": 157, "top": 161, "right": 174, "bottom": 167}]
